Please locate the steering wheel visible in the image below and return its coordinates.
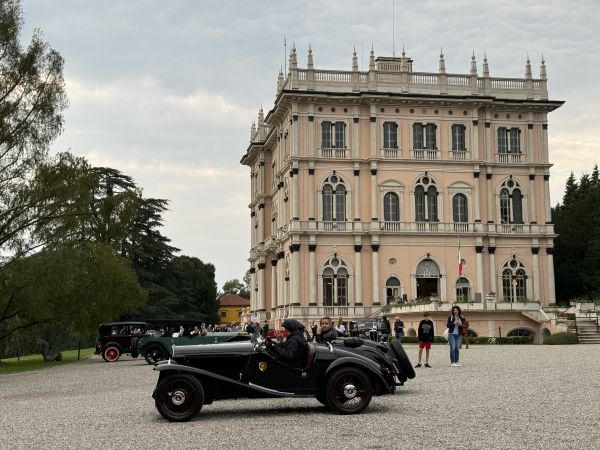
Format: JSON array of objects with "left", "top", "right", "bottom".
[{"left": 264, "top": 336, "right": 278, "bottom": 357}]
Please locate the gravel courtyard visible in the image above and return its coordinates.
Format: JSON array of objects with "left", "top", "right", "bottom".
[{"left": 1, "top": 344, "right": 598, "bottom": 450}]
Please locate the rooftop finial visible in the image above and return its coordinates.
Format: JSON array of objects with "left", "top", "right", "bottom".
[
  {"left": 402, "top": 43, "right": 405, "bottom": 58},
  {"left": 470, "top": 51, "right": 477, "bottom": 76},
  {"left": 483, "top": 52, "right": 489, "bottom": 77},
  {"left": 439, "top": 49, "right": 446, "bottom": 74},
  {"left": 540, "top": 53, "right": 547, "bottom": 80},
  {"left": 352, "top": 46, "right": 358, "bottom": 71},
  {"left": 369, "top": 44, "right": 375, "bottom": 70},
  {"left": 290, "top": 42, "right": 297, "bottom": 69},
  {"left": 525, "top": 54, "right": 532, "bottom": 79},
  {"left": 307, "top": 44, "right": 314, "bottom": 69}
]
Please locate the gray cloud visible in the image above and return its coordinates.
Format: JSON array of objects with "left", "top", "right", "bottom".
[{"left": 21, "top": 0, "right": 599, "bottom": 287}]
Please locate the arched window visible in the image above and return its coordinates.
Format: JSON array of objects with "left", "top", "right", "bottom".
[
  {"left": 386, "top": 277, "right": 401, "bottom": 304},
  {"left": 322, "top": 174, "right": 346, "bottom": 222},
  {"left": 384, "top": 192, "right": 400, "bottom": 222},
  {"left": 455, "top": 277, "right": 471, "bottom": 302},
  {"left": 416, "top": 259, "right": 440, "bottom": 299},
  {"left": 499, "top": 179, "right": 524, "bottom": 225},
  {"left": 452, "top": 194, "right": 468, "bottom": 223},
  {"left": 507, "top": 328, "right": 533, "bottom": 337},
  {"left": 414, "top": 175, "right": 438, "bottom": 222},
  {"left": 501, "top": 259, "right": 527, "bottom": 302},
  {"left": 321, "top": 257, "right": 350, "bottom": 306}
]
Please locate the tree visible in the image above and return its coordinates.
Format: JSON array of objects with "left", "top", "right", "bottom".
[
  {"left": 0, "top": 243, "right": 146, "bottom": 346},
  {"left": 553, "top": 166, "right": 600, "bottom": 302},
  {"left": 221, "top": 278, "right": 250, "bottom": 299}
]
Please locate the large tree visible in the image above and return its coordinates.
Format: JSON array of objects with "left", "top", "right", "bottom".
[{"left": 552, "top": 166, "right": 600, "bottom": 302}]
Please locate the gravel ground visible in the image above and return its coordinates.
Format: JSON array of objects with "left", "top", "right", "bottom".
[{"left": 1, "top": 344, "right": 599, "bottom": 450}]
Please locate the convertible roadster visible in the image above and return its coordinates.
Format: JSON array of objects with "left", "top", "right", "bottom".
[{"left": 152, "top": 335, "right": 415, "bottom": 421}]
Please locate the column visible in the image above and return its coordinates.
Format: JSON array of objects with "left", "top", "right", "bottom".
[
  {"left": 352, "top": 116, "right": 360, "bottom": 159},
  {"left": 532, "top": 247, "right": 540, "bottom": 302},
  {"left": 270, "top": 259, "right": 278, "bottom": 313},
  {"left": 541, "top": 123, "right": 549, "bottom": 163},
  {"left": 485, "top": 120, "right": 492, "bottom": 162},
  {"left": 371, "top": 243, "right": 380, "bottom": 305},
  {"left": 258, "top": 262, "right": 265, "bottom": 312},
  {"left": 473, "top": 172, "right": 481, "bottom": 223},
  {"left": 529, "top": 174, "right": 537, "bottom": 223},
  {"left": 308, "top": 165, "right": 315, "bottom": 223},
  {"left": 308, "top": 108, "right": 315, "bottom": 158},
  {"left": 291, "top": 111, "right": 299, "bottom": 156},
  {"left": 527, "top": 123, "right": 534, "bottom": 164},
  {"left": 476, "top": 245, "right": 484, "bottom": 300},
  {"left": 309, "top": 244, "right": 317, "bottom": 305},
  {"left": 277, "top": 251, "right": 284, "bottom": 313},
  {"left": 354, "top": 165, "right": 361, "bottom": 221},
  {"left": 291, "top": 244, "right": 300, "bottom": 305},
  {"left": 249, "top": 267, "right": 256, "bottom": 311},
  {"left": 258, "top": 203, "right": 264, "bottom": 244},
  {"left": 369, "top": 107, "right": 377, "bottom": 158},
  {"left": 291, "top": 167, "right": 299, "bottom": 220},
  {"left": 547, "top": 248, "right": 556, "bottom": 305},
  {"left": 486, "top": 172, "right": 494, "bottom": 224},
  {"left": 488, "top": 246, "right": 497, "bottom": 295},
  {"left": 370, "top": 166, "right": 378, "bottom": 225},
  {"left": 354, "top": 243, "right": 362, "bottom": 305},
  {"left": 544, "top": 174, "right": 552, "bottom": 223},
  {"left": 471, "top": 118, "right": 479, "bottom": 159}
]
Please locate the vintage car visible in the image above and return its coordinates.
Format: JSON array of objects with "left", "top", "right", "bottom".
[
  {"left": 138, "top": 331, "right": 250, "bottom": 364},
  {"left": 152, "top": 334, "right": 414, "bottom": 421},
  {"left": 95, "top": 321, "right": 147, "bottom": 362}
]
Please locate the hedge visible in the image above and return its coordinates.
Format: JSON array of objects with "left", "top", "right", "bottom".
[{"left": 543, "top": 332, "right": 579, "bottom": 345}]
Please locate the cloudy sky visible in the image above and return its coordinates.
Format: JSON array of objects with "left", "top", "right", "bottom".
[{"left": 21, "top": 0, "right": 599, "bottom": 289}]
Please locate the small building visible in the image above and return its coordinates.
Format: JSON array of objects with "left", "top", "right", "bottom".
[{"left": 218, "top": 294, "right": 250, "bottom": 325}]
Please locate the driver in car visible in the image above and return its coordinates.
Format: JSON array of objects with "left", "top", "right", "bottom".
[{"left": 268, "top": 319, "right": 308, "bottom": 368}]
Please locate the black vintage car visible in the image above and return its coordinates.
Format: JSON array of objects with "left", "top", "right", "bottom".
[
  {"left": 152, "top": 335, "right": 415, "bottom": 421},
  {"left": 95, "top": 321, "right": 147, "bottom": 362}
]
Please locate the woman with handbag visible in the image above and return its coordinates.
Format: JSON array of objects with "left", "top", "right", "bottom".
[{"left": 447, "top": 305, "right": 465, "bottom": 367}]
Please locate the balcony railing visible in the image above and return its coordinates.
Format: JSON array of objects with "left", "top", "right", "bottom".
[
  {"left": 497, "top": 152, "right": 523, "bottom": 163},
  {"left": 382, "top": 148, "right": 401, "bottom": 159},
  {"left": 320, "top": 221, "right": 348, "bottom": 231},
  {"left": 321, "top": 148, "right": 348, "bottom": 159},
  {"left": 411, "top": 149, "right": 439, "bottom": 160},
  {"left": 450, "top": 150, "right": 469, "bottom": 160}
]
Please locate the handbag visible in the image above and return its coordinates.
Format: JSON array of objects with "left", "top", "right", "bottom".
[{"left": 442, "top": 328, "right": 449, "bottom": 341}]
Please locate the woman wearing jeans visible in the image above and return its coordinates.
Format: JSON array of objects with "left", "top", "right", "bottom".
[{"left": 447, "top": 305, "right": 464, "bottom": 367}]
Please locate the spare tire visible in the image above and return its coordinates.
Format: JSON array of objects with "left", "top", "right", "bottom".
[{"left": 390, "top": 340, "right": 416, "bottom": 379}]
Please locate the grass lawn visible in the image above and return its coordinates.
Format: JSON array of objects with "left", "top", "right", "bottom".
[{"left": 0, "top": 348, "right": 95, "bottom": 375}]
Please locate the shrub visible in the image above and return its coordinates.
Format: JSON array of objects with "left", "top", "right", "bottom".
[{"left": 543, "top": 332, "right": 579, "bottom": 345}]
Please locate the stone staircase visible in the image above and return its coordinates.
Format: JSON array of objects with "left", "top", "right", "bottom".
[{"left": 576, "top": 319, "right": 600, "bottom": 344}]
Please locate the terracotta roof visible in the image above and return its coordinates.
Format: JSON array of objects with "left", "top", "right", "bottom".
[{"left": 219, "top": 294, "right": 250, "bottom": 307}]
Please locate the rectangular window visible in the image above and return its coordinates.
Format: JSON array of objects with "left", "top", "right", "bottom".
[
  {"left": 220, "top": 311, "right": 227, "bottom": 318},
  {"left": 452, "top": 125, "right": 466, "bottom": 151},
  {"left": 498, "top": 127, "right": 508, "bottom": 153},
  {"left": 321, "top": 121, "right": 332, "bottom": 148},
  {"left": 383, "top": 122, "right": 397, "bottom": 149},
  {"left": 413, "top": 123, "right": 423, "bottom": 149},
  {"left": 509, "top": 128, "right": 521, "bottom": 153},
  {"left": 426, "top": 124, "right": 437, "bottom": 149},
  {"left": 334, "top": 122, "right": 345, "bottom": 148}
]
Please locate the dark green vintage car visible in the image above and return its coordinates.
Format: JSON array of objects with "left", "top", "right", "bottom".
[{"left": 138, "top": 332, "right": 250, "bottom": 364}]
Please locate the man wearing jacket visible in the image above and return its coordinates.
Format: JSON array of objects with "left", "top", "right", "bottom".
[
  {"left": 270, "top": 319, "right": 308, "bottom": 368},
  {"left": 415, "top": 312, "right": 434, "bottom": 368}
]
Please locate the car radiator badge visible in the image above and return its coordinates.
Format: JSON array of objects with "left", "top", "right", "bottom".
[{"left": 258, "top": 361, "right": 267, "bottom": 372}]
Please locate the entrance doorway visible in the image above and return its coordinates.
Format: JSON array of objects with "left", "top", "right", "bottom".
[{"left": 415, "top": 259, "right": 440, "bottom": 299}]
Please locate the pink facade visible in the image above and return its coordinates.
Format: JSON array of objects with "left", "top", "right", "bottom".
[{"left": 241, "top": 48, "right": 563, "bottom": 329}]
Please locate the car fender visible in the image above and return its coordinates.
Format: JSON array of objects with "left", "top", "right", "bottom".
[
  {"left": 324, "top": 356, "right": 391, "bottom": 394},
  {"left": 153, "top": 361, "right": 296, "bottom": 398}
]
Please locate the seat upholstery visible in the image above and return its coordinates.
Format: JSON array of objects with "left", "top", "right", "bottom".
[{"left": 305, "top": 343, "right": 317, "bottom": 369}]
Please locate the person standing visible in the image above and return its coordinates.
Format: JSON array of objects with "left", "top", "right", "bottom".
[
  {"left": 379, "top": 315, "right": 391, "bottom": 342},
  {"left": 461, "top": 315, "right": 470, "bottom": 349},
  {"left": 315, "top": 316, "right": 338, "bottom": 343},
  {"left": 261, "top": 320, "right": 269, "bottom": 337},
  {"left": 415, "top": 312, "right": 434, "bottom": 368},
  {"left": 393, "top": 316, "right": 405, "bottom": 342},
  {"left": 335, "top": 317, "right": 346, "bottom": 337},
  {"left": 447, "top": 305, "right": 465, "bottom": 366}
]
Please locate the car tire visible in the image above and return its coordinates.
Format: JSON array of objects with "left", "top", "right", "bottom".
[
  {"left": 130, "top": 337, "right": 139, "bottom": 358},
  {"left": 155, "top": 374, "right": 204, "bottom": 422},
  {"left": 316, "top": 391, "right": 328, "bottom": 407},
  {"left": 389, "top": 340, "right": 416, "bottom": 380},
  {"left": 324, "top": 367, "right": 372, "bottom": 414},
  {"left": 144, "top": 345, "right": 166, "bottom": 365},
  {"left": 103, "top": 345, "right": 120, "bottom": 362}
]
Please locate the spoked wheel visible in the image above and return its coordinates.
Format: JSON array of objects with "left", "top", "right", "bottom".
[
  {"left": 102, "top": 346, "right": 120, "bottom": 362},
  {"left": 325, "top": 367, "right": 372, "bottom": 414},
  {"left": 144, "top": 345, "right": 166, "bottom": 364},
  {"left": 155, "top": 374, "right": 204, "bottom": 422},
  {"left": 389, "top": 340, "right": 416, "bottom": 380}
]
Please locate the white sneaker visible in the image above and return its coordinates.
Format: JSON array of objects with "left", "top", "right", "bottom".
[
  {"left": 454, "top": 363, "right": 462, "bottom": 367},
  {"left": 451, "top": 363, "right": 457, "bottom": 367}
]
